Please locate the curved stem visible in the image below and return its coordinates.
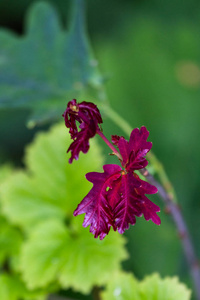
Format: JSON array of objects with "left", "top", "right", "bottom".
[
  {"left": 97, "top": 128, "right": 122, "bottom": 161},
  {"left": 140, "top": 168, "right": 200, "bottom": 300}
]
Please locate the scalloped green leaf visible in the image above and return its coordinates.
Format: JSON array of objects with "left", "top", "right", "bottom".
[
  {"left": 0, "top": 0, "right": 102, "bottom": 125},
  {"left": 101, "top": 272, "right": 140, "bottom": 300},
  {"left": 0, "top": 123, "right": 128, "bottom": 293},
  {"left": 101, "top": 272, "right": 191, "bottom": 300},
  {"left": 0, "top": 274, "right": 49, "bottom": 300},
  {"left": 0, "top": 123, "right": 104, "bottom": 229},
  {"left": 20, "top": 219, "right": 128, "bottom": 294},
  {"left": 139, "top": 273, "right": 191, "bottom": 300}
]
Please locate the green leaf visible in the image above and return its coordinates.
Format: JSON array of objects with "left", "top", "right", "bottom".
[
  {"left": 101, "top": 271, "right": 140, "bottom": 300},
  {"left": 0, "top": 274, "right": 26, "bottom": 300},
  {"left": 139, "top": 273, "right": 191, "bottom": 300},
  {"left": 20, "top": 219, "right": 128, "bottom": 294},
  {"left": 0, "top": 165, "right": 23, "bottom": 266},
  {"left": 0, "top": 123, "right": 128, "bottom": 293},
  {"left": 0, "top": 164, "right": 13, "bottom": 184},
  {"left": 101, "top": 272, "right": 191, "bottom": 300},
  {"left": 0, "top": 217, "right": 22, "bottom": 266},
  {"left": 0, "top": 123, "right": 104, "bottom": 229},
  {"left": 0, "top": 0, "right": 102, "bottom": 125},
  {"left": 0, "top": 274, "right": 49, "bottom": 300}
]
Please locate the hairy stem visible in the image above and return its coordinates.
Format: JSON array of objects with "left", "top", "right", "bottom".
[
  {"left": 140, "top": 168, "right": 200, "bottom": 300},
  {"left": 97, "top": 128, "right": 122, "bottom": 161}
]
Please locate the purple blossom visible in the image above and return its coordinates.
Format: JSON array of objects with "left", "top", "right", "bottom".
[
  {"left": 62, "top": 99, "right": 103, "bottom": 163},
  {"left": 73, "top": 122, "right": 160, "bottom": 239}
]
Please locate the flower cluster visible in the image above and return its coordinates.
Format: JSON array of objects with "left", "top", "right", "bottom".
[{"left": 63, "top": 99, "right": 160, "bottom": 239}]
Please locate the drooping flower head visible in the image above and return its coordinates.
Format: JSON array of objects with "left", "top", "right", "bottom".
[
  {"left": 64, "top": 100, "right": 160, "bottom": 239},
  {"left": 62, "top": 99, "right": 102, "bottom": 163}
]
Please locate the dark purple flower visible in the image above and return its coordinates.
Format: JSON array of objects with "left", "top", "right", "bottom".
[
  {"left": 74, "top": 126, "right": 160, "bottom": 239},
  {"left": 63, "top": 99, "right": 103, "bottom": 163}
]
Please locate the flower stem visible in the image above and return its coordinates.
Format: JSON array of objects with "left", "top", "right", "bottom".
[
  {"left": 140, "top": 168, "right": 200, "bottom": 300},
  {"left": 97, "top": 128, "right": 122, "bottom": 161}
]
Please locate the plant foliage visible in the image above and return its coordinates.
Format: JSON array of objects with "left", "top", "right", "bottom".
[
  {"left": 0, "top": 123, "right": 128, "bottom": 296},
  {"left": 0, "top": 0, "right": 102, "bottom": 126},
  {"left": 101, "top": 271, "right": 191, "bottom": 300},
  {"left": 0, "top": 1, "right": 193, "bottom": 299}
]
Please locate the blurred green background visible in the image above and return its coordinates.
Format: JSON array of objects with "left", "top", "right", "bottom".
[{"left": 0, "top": 0, "right": 200, "bottom": 296}]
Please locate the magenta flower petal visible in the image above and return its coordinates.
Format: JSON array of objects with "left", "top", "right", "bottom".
[
  {"left": 67, "top": 120, "right": 96, "bottom": 163},
  {"left": 135, "top": 175, "right": 158, "bottom": 194},
  {"left": 78, "top": 101, "right": 103, "bottom": 125},
  {"left": 117, "top": 137, "right": 129, "bottom": 167},
  {"left": 63, "top": 99, "right": 80, "bottom": 139},
  {"left": 124, "top": 126, "right": 152, "bottom": 172},
  {"left": 112, "top": 172, "right": 160, "bottom": 234},
  {"left": 133, "top": 176, "right": 160, "bottom": 225},
  {"left": 129, "top": 126, "right": 152, "bottom": 152},
  {"left": 73, "top": 164, "right": 122, "bottom": 239},
  {"left": 140, "top": 196, "right": 161, "bottom": 225},
  {"left": 73, "top": 162, "right": 160, "bottom": 239},
  {"left": 112, "top": 172, "right": 141, "bottom": 233}
]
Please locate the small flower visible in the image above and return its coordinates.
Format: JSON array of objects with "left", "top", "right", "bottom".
[
  {"left": 63, "top": 99, "right": 102, "bottom": 163},
  {"left": 74, "top": 125, "right": 160, "bottom": 239}
]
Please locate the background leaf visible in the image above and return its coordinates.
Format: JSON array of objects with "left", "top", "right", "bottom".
[
  {"left": 101, "top": 271, "right": 140, "bottom": 300},
  {"left": 0, "top": 123, "right": 104, "bottom": 229},
  {"left": 139, "top": 273, "right": 191, "bottom": 300},
  {"left": 0, "top": 216, "right": 22, "bottom": 266},
  {"left": 0, "top": 273, "right": 55, "bottom": 300},
  {"left": 101, "top": 271, "right": 191, "bottom": 300},
  {"left": 0, "top": 123, "right": 128, "bottom": 294},
  {"left": 0, "top": 165, "right": 22, "bottom": 266},
  {"left": 0, "top": 0, "right": 103, "bottom": 125},
  {"left": 20, "top": 219, "right": 128, "bottom": 293}
]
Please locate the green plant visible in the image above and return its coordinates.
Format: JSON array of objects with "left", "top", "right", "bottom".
[{"left": 0, "top": 1, "right": 198, "bottom": 299}]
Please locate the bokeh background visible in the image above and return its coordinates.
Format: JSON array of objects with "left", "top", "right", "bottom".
[{"left": 0, "top": 0, "right": 200, "bottom": 296}]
